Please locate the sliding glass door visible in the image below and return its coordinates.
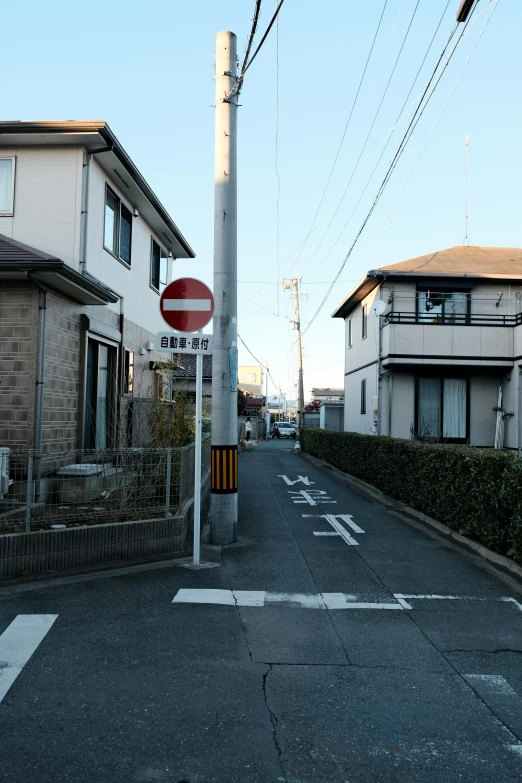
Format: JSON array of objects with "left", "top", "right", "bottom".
[
  {"left": 84, "top": 339, "right": 116, "bottom": 449},
  {"left": 417, "top": 377, "right": 467, "bottom": 442}
]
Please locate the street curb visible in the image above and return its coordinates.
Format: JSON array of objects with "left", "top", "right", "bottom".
[{"left": 300, "top": 451, "right": 522, "bottom": 585}]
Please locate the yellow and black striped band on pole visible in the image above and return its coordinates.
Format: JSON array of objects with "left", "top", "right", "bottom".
[{"left": 211, "top": 445, "right": 238, "bottom": 494}]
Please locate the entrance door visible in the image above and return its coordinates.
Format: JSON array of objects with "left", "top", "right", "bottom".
[{"left": 84, "top": 339, "right": 116, "bottom": 449}]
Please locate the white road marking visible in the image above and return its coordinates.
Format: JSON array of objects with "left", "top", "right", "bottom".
[
  {"left": 313, "top": 531, "right": 340, "bottom": 537},
  {"left": 464, "top": 674, "right": 518, "bottom": 697},
  {"left": 396, "top": 598, "right": 413, "bottom": 610},
  {"left": 339, "top": 515, "right": 365, "bottom": 534},
  {"left": 172, "top": 590, "right": 405, "bottom": 610},
  {"left": 394, "top": 594, "right": 522, "bottom": 611},
  {"left": 289, "top": 490, "right": 336, "bottom": 505},
  {"left": 0, "top": 614, "right": 58, "bottom": 703},
  {"left": 278, "top": 475, "right": 314, "bottom": 486},
  {"left": 509, "top": 745, "right": 522, "bottom": 757},
  {"left": 163, "top": 299, "right": 211, "bottom": 311},
  {"left": 323, "top": 514, "right": 360, "bottom": 546}
]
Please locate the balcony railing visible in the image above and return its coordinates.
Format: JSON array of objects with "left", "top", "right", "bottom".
[{"left": 384, "top": 312, "right": 522, "bottom": 327}]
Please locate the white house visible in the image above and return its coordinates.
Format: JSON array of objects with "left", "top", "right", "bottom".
[
  {"left": 332, "top": 246, "right": 522, "bottom": 449},
  {"left": 0, "top": 120, "right": 195, "bottom": 458}
]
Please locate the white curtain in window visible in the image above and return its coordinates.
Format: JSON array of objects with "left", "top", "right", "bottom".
[
  {"left": 443, "top": 379, "right": 466, "bottom": 438},
  {"left": 418, "top": 378, "right": 441, "bottom": 437},
  {"left": 446, "top": 293, "right": 467, "bottom": 322},
  {"left": 0, "top": 159, "right": 13, "bottom": 212}
]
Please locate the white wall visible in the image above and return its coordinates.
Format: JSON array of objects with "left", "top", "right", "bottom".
[
  {"left": 0, "top": 146, "right": 82, "bottom": 265},
  {"left": 389, "top": 373, "right": 415, "bottom": 438},
  {"left": 85, "top": 158, "right": 175, "bottom": 334}
]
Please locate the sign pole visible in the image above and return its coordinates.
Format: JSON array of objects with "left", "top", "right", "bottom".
[{"left": 193, "top": 330, "right": 203, "bottom": 566}]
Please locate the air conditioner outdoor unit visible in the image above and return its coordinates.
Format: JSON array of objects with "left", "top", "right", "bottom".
[{"left": 0, "top": 447, "right": 11, "bottom": 497}]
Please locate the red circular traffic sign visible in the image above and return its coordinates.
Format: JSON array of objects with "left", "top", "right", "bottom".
[{"left": 159, "top": 278, "right": 214, "bottom": 332}]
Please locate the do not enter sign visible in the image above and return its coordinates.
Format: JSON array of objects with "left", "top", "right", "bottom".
[{"left": 159, "top": 278, "right": 214, "bottom": 332}]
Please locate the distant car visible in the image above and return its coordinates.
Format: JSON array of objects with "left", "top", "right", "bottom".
[{"left": 274, "top": 422, "right": 296, "bottom": 439}]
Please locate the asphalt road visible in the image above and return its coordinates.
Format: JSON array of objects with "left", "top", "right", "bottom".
[{"left": 1, "top": 438, "right": 522, "bottom": 782}]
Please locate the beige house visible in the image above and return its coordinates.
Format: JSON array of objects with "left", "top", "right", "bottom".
[
  {"left": 0, "top": 120, "right": 194, "bottom": 461},
  {"left": 237, "top": 365, "right": 265, "bottom": 397},
  {"left": 332, "top": 246, "right": 522, "bottom": 450}
]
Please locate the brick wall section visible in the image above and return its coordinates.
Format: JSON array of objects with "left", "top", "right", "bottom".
[{"left": 0, "top": 282, "right": 39, "bottom": 451}]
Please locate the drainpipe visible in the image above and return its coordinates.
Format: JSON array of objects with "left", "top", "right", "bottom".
[
  {"left": 518, "top": 365, "right": 522, "bottom": 458},
  {"left": 79, "top": 151, "right": 91, "bottom": 276},
  {"left": 26, "top": 275, "right": 51, "bottom": 501},
  {"left": 376, "top": 284, "right": 384, "bottom": 436}
]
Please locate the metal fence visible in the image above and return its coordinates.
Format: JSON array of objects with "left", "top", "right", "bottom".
[{"left": 0, "top": 436, "right": 211, "bottom": 535}]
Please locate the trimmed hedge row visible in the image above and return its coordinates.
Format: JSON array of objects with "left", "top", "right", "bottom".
[{"left": 300, "top": 429, "right": 522, "bottom": 558}]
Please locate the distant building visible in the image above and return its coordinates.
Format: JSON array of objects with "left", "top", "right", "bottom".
[
  {"left": 311, "top": 388, "right": 344, "bottom": 403},
  {"left": 238, "top": 365, "right": 265, "bottom": 397}
]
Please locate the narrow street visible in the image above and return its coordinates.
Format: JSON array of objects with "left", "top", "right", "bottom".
[{"left": 1, "top": 439, "right": 522, "bottom": 782}]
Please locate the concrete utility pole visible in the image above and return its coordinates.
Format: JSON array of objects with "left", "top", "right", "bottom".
[
  {"left": 283, "top": 277, "right": 306, "bottom": 431},
  {"left": 210, "top": 31, "right": 238, "bottom": 545}
]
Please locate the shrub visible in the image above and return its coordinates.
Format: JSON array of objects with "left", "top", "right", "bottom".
[{"left": 300, "top": 429, "right": 522, "bottom": 558}]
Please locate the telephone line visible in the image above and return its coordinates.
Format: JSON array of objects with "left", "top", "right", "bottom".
[
  {"left": 301, "top": 6, "right": 478, "bottom": 339},
  {"left": 291, "top": 1, "right": 389, "bottom": 271}
]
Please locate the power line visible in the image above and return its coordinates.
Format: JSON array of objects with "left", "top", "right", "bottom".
[
  {"left": 300, "top": 0, "right": 423, "bottom": 274},
  {"left": 291, "top": 1, "right": 389, "bottom": 271},
  {"left": 237, "top": 333, "right": 284, "bottom": 396},
  {"left": 241, "top": 1, "right": 262, "bottom": 78},
  {"left": 388, "top": 0, "right": 498, "bottom": 216},
  {"left": 301, "top": 7, "right": 479, "bottom": 339},
  {"left": 232, "top": 0, "right": 286, "bottom": 97},
  {"left": 274, "top": 2, "right": 280, "bottom": 316},
  {"left": 304, "top": 0, "right": 453, "bottom": 279}
]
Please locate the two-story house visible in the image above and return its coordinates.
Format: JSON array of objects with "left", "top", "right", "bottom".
[
  {"left": 0, "top": 120, "right": 195, "bottom": 463},
  {"left": 333, "top": 246, "right": 522, "bottom": 449}
]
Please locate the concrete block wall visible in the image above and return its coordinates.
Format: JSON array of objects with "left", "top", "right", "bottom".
[{"left": 0, "top": 282, "right": 39, "bottom": 452}]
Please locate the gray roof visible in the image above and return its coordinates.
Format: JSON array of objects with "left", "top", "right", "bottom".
[
  {"left": 375, "top": 245, "right": 522, "bottom": 276},
  {"left": 0, "top": 233, "right": 60, "bottom": 263},
  {"left": 174, "top": 353, "right": 212, "bottom": 378}
]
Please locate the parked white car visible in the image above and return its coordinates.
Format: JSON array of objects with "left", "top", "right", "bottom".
[{"left": 273, "top": 422, "right": 296, "bottom": 439}]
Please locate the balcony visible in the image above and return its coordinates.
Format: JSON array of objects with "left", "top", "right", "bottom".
[{"left": 381, "top": 312, "right": 517, "bottom": 370}]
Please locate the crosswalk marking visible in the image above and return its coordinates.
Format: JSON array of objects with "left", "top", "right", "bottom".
[
  {"left": 172, "top": 589, "right": 405, "bottom": 610},
  {"left": 0, "top": 614, "right": 58, "bottom": 703}
]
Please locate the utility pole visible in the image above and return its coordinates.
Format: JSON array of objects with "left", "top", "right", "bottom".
[
  {"left": 283, "top": 277, "right": 306, "bottom": 431},
  {"left": 210, "top": 31, "right": 238, "bottom": 545}
]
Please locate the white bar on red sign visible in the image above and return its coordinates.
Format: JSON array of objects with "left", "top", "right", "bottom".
[
  {"left": 163, "top": 299, "right": 212, "bottom": 311},
  {"left": 157, "top": 333, "right": 213, "bottom": 354}
]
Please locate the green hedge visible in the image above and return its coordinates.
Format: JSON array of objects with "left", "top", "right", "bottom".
[{"left": 300, "top": 429, "right": 522, "bottom": 558}]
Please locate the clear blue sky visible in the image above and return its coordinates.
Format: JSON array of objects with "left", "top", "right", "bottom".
[{"left": 3, "top": 0, "right": 519, "bottom": 400}]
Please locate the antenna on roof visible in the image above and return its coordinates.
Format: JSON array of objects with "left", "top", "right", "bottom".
[{"left": 463, "top": 135, "right": 471, "bottom": 246}]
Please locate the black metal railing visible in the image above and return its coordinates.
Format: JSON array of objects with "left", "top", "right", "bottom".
[{"left": 384, "top": 312, "right": 522, "bottom": 327}]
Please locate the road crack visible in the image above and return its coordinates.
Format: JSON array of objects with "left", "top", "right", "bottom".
[{"left": 262, "top": 665, "right": 287, "bottom": 780}]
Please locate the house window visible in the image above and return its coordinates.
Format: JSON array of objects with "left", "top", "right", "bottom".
[
  {"left": 362, "top": 305, "right": 368, "bottom": 339},
  {"left": 150, "top": 239, "right": 168, "bottom": 293},
  {"left": 243, "top": 373, "right": 257, "bottom": 383},
  {"left": 0, "top": 157, "right": 15, "bottom": 215},
  {"left": 348, "top": 318, "right": 353, "bottom": 348},
  {"left": 360, "top": 379, "right": 366, "bottom": 414},
  {"left": 417, "top": 377, "right": 467, "bottom": 440},
  {"left": 104, "top": 185, "right": 133, "bottom": 266},
  {"left": 124, "top": 350, "right": 134, "bottom": 395},
  {"left": 84, "top": 339, "right": 116, "bottom": 449},
  {"left": 417, "top": 290, "right": 470, "bottom": 324}
]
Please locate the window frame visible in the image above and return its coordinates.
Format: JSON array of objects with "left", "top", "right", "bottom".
[
  {"left": 0, "top": 156, "right": 16, "bottom": 216},
  {"left": 150, "top": 237, "right": 169, "bottom": 294},
  {"left": 348, "top": 318, "right": 353, "bottom": 348},
  {"left": 415, "top": 288, "right": 471, "bottom": 324},
  {"left": 103, "top": 184, "right": 133, "bottom": 267},
  {"left": 362, "top": 305, "right": 368, "bottom": 339},
  {"left": 123, "top": 349, "right": 134, "bottom": 395},
  {"left": 414, "top": 375, "right": 469, "bottom": 443},
  {"left": 360, "top": 378, "right": 366, "bottom": 414}
]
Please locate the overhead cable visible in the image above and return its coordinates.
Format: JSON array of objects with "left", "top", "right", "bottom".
[
  {"left": 290, "top": 1, "right": 389, "bottom": 271},
  {"left": 300, "top": 5, "right": 480, "bottom": 339},
  {"left": 301, "top": 0, "right": 424, "bottom": 274},
  {"left": 231, "top": 0, "right": 286, "bottom": 97}
]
